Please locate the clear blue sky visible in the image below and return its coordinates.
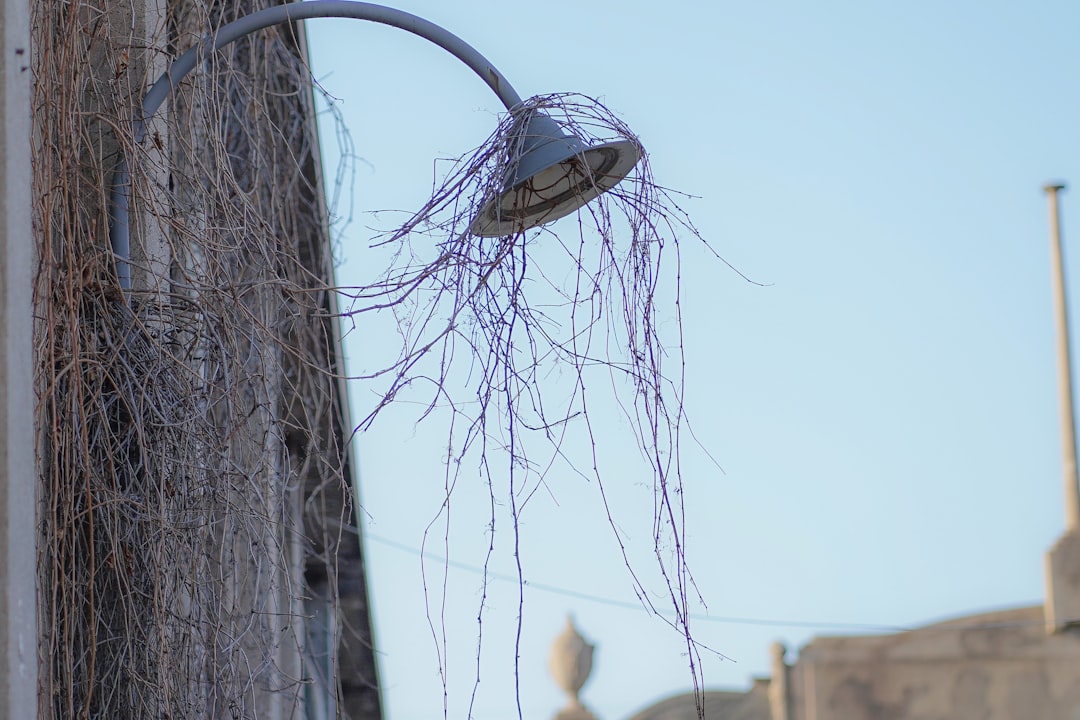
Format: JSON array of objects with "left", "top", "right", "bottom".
[{"left": 306, "top": 3, "right": 1080, "bottom": 719}]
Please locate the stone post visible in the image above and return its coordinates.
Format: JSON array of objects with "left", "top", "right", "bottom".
[
  {"left": 550, "top": 616, "right": 598, "bottom": 720},
  {"left": 768, "top": 642, "right": 790, "bottom": 720}
]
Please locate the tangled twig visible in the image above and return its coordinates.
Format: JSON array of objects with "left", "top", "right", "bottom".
[{"left": 339, "top": 93, "right": 712, "bottom": 716}]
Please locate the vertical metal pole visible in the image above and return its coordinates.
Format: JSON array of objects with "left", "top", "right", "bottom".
[
  {"left": 1045, "top": 182, "right": 1080, "bottom": 531},
  {"left": 0, "top": 0, "right": 38, "bottom": 715}
]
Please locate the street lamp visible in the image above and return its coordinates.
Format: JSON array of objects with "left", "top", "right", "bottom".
[
  {"left": 98, "top": 9, "right": 645, "bottom": 712},
  {"left": 108, "top": 0, "right": 642, "bottom": 290}
]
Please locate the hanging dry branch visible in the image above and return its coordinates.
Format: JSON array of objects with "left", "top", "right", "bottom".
[
  {"left": 33, "top": 0, "right": 713, "bottom": 716},
  {"left": 334, "top": 93, "right": 712, "bottom": 715}
]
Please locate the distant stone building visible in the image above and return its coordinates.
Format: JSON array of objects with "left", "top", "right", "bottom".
[
  {"left": 778, "top": 603, "right": 1080, "bottom": 719},
  {"left": 622, "top": 186, "right": 1080, "bottom": 720},
  {"left": 628, "top": 686, "right": 771, "bottom": 720},
  {"left": 617, "top": 531, "right": 1080, "bottom": 720}
]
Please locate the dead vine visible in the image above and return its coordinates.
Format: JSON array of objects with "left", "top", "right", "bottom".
[
  {"left": 335, "top": 93, "right": 711, "bottom": 717},
  {"left": 33, "top": 0, "right": 711, "bottom": 716}
]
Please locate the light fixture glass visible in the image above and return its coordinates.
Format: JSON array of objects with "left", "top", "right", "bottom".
[{"left": 470, "top": 111, "right": 640, "bottom": 237}]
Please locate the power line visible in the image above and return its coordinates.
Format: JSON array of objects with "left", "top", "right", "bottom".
[{"left": 363, "top": 532, "right": 1047, "bottom": 634}]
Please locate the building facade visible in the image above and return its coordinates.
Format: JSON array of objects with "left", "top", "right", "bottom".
[
  {"left": 625, "top": 471, "right": 1080, "bottom": 717},
  {"left": 630, "top": 596, "right": 1080, "bottom": 720},
  {"left": 0, "top": 0, "right": 381, "bottom": 716}
]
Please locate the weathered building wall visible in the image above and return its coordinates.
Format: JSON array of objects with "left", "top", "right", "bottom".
[
  {"left": 626, "top": 606, "right": 1080, "bottom": 720},
  {"left": 630, "top": 595, "right": 1080, "bottom": 720},
  {"left": 31, "top": 0, "right": 380, "bottom": 716},
  {"left": 790, "top": 606, "right": 1080, "bottom": 720}
]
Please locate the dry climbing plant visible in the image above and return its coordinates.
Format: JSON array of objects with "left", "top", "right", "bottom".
[
  {"left": 35, "top": 1, "right": 376, "bottom": 717},
  {"left": 32, "top": 0, "right": 712, "bottom": 717},
  {"left": 339, "top": 93, "right": 715, "bottom": 717}
]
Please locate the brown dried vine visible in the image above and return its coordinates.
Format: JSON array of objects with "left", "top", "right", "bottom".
[
  {"left": 32, "top": 0, "right": 712, "bottom": 717},
  {"left": 335, "top": 93, "right": 712, "bottom": 717},
  {"left": 35, "top": 1, "right": 374, "bottom": 717}
]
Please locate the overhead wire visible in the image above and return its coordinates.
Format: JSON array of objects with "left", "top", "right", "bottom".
[{"left": 365, "top": 532, "right": 1051, "bottom": 634}]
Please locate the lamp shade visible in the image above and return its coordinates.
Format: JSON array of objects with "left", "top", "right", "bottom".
[{"left": 470, "top": 111, "right": 640, "bottom": 237}]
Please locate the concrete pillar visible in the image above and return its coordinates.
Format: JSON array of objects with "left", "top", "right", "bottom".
[
  {"left": 1045, "top": 183, "right": 1080, "bottom": 531},
  {"left": 768, "top": 642, "right": 790, "bottom": 720},
  {"left": 1043, "top": 183, "right": 1080, "bottom": 633},
  {"left": 1045, "top": 531, "right": 1080, "bottom": 633},
  {"left": 121, "top": 0, "right": 171, "bottom": 300},
  {"left": 0, "top": 0, "right": 39, "bottom": 715}
]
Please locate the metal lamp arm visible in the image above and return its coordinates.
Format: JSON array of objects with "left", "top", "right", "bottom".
[
  {"left": 110, "top": 0, "right": 525, "bottom": 290},
  {"left": 142, "top": 1, "right": 524, "bottom": 127}
]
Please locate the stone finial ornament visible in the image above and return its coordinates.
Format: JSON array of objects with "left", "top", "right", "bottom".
[{"left": 550, "top": 616, "right": 598, "bottom": 720}]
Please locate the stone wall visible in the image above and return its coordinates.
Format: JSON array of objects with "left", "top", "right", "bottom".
[{"left": 789, "top": 605, "right": 1080, "bottom": 720}]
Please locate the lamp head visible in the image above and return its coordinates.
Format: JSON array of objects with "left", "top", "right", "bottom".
[{"left": 470, "top": 111, "right": 640, "bottom": 237}]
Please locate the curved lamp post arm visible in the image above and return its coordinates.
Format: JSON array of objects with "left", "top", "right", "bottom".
[
  {"left": 143, "top": 0, "right": 524, "bottom": 128},
  {"left": 109, "top": 0, "right": 524, "bottom": 290}
]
